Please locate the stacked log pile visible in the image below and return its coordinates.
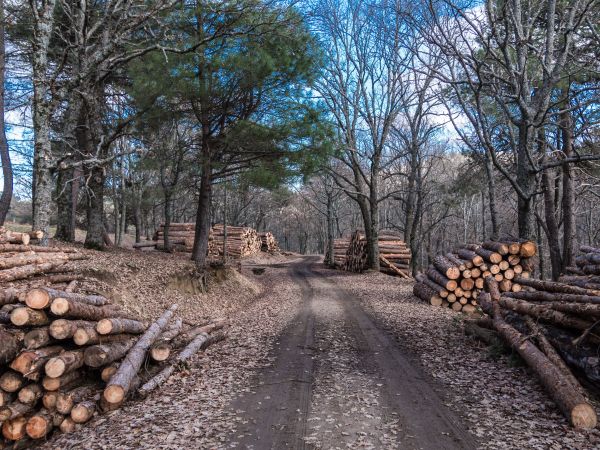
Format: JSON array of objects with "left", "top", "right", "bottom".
[
  {"left": 329, "top": 231, "right": 411, "bottom": 278},
  {"left": 0, "top": 228, "right": 45, "bottom": 247},
  {"left": 136, "top": 223, "right": 278, "bottom": 258},
  {"left": 208, "top": 225, "right": 262, "bottom": 258},
  {"left": 324, "top": 238, "right": 351, "bottom": 268},
  {"left": 470, "top": 275, "right": 600, "bottom": 429},
  {"left": 0, "top": 247, "right": 226, "bottom": 445},
  {"left": 258, "top": 232, "right": 279, "bottom": 253},
  {"left": 413, "top": 239, "right": 537, "bottom": 313}
]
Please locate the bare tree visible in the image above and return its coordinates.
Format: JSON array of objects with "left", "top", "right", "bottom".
[{"left": 0, "top": 0, "right": 11, "bottom": 225}]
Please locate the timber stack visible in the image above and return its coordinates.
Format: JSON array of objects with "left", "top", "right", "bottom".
[
  {"left": 466, "top": 275, "right": 600, "bottom": 430},
  {"left": 258, "top": 232, "right": 279, "bottom": 253},
  {"left": 208, "top": 225, "right": 262, "bottom": 258},
  {"left": 413, "top": 239, "right": 537, "bottom": 313},
  {"left": 562, "top": 245, "right": 600, "bottom": 276},
  {"left": 0, "top": 243, "right": 226, "bottom": 446},
  {"left": 135, "top": 223, "right": 278, "bottom": 258},
  {"left": 324, "top": 237, "right": 351, "bottom": 268},
  {"left": 333, "top": 230, "right": 411, "bottom": 278}
]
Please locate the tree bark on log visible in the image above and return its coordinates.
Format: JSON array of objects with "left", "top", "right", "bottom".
[
  {"left": 432, "top": 255, "right": 461, "bottom": 279},
  {"left": 24, "top": 327, "right": 54, "bottom": 350},
  {"left": 49, "top": 319, "right": 96, "bottom": 340},
  {"left": 10, "top": 307, "right": 49, "bottom": 327},
  {"left": 0, "top": 327, "right": 23, "bottom": 364},
  {"left": 150, "top": 318, "right": 183, "bottom": 362},
  {"left": 479, "top": 293, "right": 596, "bottom": 429},
  {"left": 10, "top": 346, "right": 63, "bottom": 379},
  {"left": 0, "top": 401, "right": 32, "bottom": 422},
  {"left": 71, "top": 399, "right": 96, "bottom": 424},
  {"left": 426, "top": 267, "right": 457, "bottom": 291},
  {"left": 42, "top": 369, "right": 82, "bottom": 391},
  {"left": 96, "top": 318, "right": 146, "bottom": 335},
  {"left": 45, "top": 350, "right": 85, "bottom": 378},
  {"left": 83, "top": 338, "right": 137, "bottom": 367},
  {"left": 0, "top": 261, "right": 68, "bottom": 283},
  {"left": 504, "top": 290, "right": 600, "bottom": 305},
  {"left": 139, "top": 331, "right": 225, "bottom": 397},
  {"left": 0, "top": 287, "right": 18, "bottom": 305},
  {"left": 103, "top": 304, "right": 177, "bottom": 406},
  {"left": 56, "top": 385, "right": 98, "bottom": 415},
  {"left": 497, "top": 297, "right": 593, "bottom": 331},
  {"left": 26, "top": 287, "right": 109, "bottom": 309},
  {"left": 50, "top": 298, "right": 128, "bottom": 320}
]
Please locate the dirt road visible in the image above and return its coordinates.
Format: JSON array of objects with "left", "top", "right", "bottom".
[{"left": 231, "top": 256, "right": 477, "bottom": 449}]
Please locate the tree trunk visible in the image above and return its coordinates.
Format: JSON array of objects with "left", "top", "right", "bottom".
[
  {"left": 192, "top": 148, "right": 212, "bottom": 269},
  {"left": 561, "top": 101, "right": 575, "bottom": 272},
  {"left": 84, "top": 166, "right": 106, "bottom": 249},
  {"left": 516, "top": 123, "right": 534, "bottom": 239},
  {"left": 326, "top": 193, "right": 334, "bottom": 267},
  {"left": 484, "top": 147, "right": 498, "bottom": 238},
  {"left": 55, "top": 167, "right": 76, "bottom": 241},
  {"left": 0, "top": 0, "right": 12, "bottom": 226}
]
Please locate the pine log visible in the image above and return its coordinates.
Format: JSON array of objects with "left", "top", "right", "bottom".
[
  {"left": 518, "top": 240, "right": 537, "bottom": 257},
  {"left": 0, "top": 261, "right": 68, "bottom": 283},
  {"left": 432, "top": 256, "right": 460, "bottom": 280},
  {"left": 139, "top": 331, "right": 225, "bottom": 397},
  {"left": 50, "top": 298, "right": 127, "bottom": 320},
  {"left": 42, "top": 391, "right": 58, "bottom": 410},
  {"left": 24, "top": 327, "right": 54, "bottom": 350},
  {"left": 71, "top": 400, "right": 96, "bottom": 424},
  {"left": 0, "top": 402, "right": 32, "bottom": 422},
  {"left": 426, "top": 267, "right": 457, "bottom": 291},
  {"left": 460, "top": 278, "right": 475, "bottom": 291},
  {"left": 10, "top": 346, "right": 64, "bottom": 379},
  {"left": 0, "top": 390, "right": 15, "bottom": 408},
  {"left": 25, "top": 287, "right": 110, "bottom": 309},
  {"left": 45, "top": 350, "right": 85, "bottom": 378},
  {"left": 17, "top": 384, "right": 42, "bottom": 405},
  {"left": 413, "top": 282, "right": 436, "bottom": 303},
  {"left": 0, "top": 328, "right": 23, "bottom": 364},
  {"left": 482, "top": 241, "right": 509, "bottom": 255},
  {"left": 497, "top": 297, "right": 593, "bottom": 331},
  {"left": 42, "top": 370, "right": 82, "bottom": 391},
  {"left": 479, "top": 293, "right": 596, "bottom": 429},
  {"left": 415, "top": 273, "right": 448, "bottom": 297},
  {"left": 445, "top": 253, "right": 466, "bottom": 271},
  {"left": 103, "top": 305, "right": 178, "bottom": 406},
  {"left": 516, "top": 277, "right": 600, "bottom": 296},
  {"left": 2, "top": 416, "right": 28, "bottom": 440},
  {"left": 10, "top": 307, "right": 49, "bottom": 327},
  {"left": 475, "top": 247, "right": 502, "bottom": 264},
  {"left": 0, "top": 371, "right": 24, "bottom": 393},
  {"left": 96, "top": 318, "right": 146, "bottom": 335},
  {"left": 100, "top": 364, "right": 119, "bottom": 383},
  {"left": 525, "top": 318, "right": 586, "bottom": 397},
  {"left": 0, "top": 244, "right": 78, "bottom": 253},
  {"left": 56, "top": 385, "right": 98, "bottom": 415},
  {"left": 504, "top": 290, "right": 600, "bottom": 305},
  {"left": 463, "top": 321, "right": 506, "bottom": 348},
  {"left": 49, "top": 319, "right": 96, "bottom": 340},
  {"left": 150, "top": 318, "right": 183, "bottom": 362},
  {"left": 0, "top": 287, "right": 18, "bottom": 306},
  {"left": 73, "top": 326, "right": 133, "bottom": 346},
  {"left": 83, "top": 338, "right": 137, "bottom": 367},
  {"left": 59, "top": 417, "right": 79, "bottom": 434},
  {"left": 457, "top": 249, "right": 483, "bottom": 266},
  {"left": 25, "top": 409, "right": 57, "bottom": 439}
]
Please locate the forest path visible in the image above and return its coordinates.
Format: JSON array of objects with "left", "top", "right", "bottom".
[{"left": 231, "top": 256, "right": 477, "bottom": 449}]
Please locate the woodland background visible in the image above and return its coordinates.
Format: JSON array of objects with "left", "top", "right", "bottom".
[{"left": 1, "top": 0, "right": 599, "bottom": 280}]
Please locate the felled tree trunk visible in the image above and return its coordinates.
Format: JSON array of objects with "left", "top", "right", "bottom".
[
  {"left": 0, "top": 261, "right": 68, "bottom": 283},
  {"left": 103, "top": 304, "right": 177, "bottom": 406},
  {"left": 44, "top": 350, "right": 85, "bottom": 378},
  {"left": 479, "top": 292, "right": 597, "bottom": 429},
  {"left": 49, "top": 319, "right": 96, "bottom": 340},
  {"left": 96, "top": 318, "right": 146, "bottom": 335},
  {"left": 50, "top": 298, "right": 126, "bottom": 320},
  {"left": 139, "top": 331, "right": 225, "bottom": 397},
  {"left": 0, "top": 328, "right": 23, "bottom": 364},
  {"left": 83, "top": 338, "right": 137, "bottom": 367},
  {"left": 26, "top": 287, "right": 109, "bottom": 309}
]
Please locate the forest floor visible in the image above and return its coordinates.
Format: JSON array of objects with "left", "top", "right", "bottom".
[{"left": 40, "top": 251, "right": 600, "bottom": 449}]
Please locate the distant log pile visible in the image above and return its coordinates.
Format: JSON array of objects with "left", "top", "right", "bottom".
[
  {"left": 208, "top": 225, "right": 262, "bottom": 258},
  {"left": 470, "top": 274, "right": 600, "bottom": 429},
  {"left": 258, "top": 232, "right": 279, "bottom": 253},
  {"left": 413, "top": 239, "right": 536, "bottom": 313},
  {"left": 0, "top": 243, "right": 226, "bottom": 445},
  {"left": 135, "top": 223, "right": 279, "bottom": 258},
  {"left": 326, "top": 230, "right": 411, "bottom": 278},
  {"left": 324, "top": 238, "right": 351, "bottom": 268}
]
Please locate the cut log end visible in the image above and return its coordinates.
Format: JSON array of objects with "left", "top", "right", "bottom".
[
  {"left": 150, "top": 345, "right": 171, "bottom": 362},
  {"left": 26, "top": 415, "right": 52, "bottom": 439},
  {"left": 571, "top": 403, "right": 597, "bottom": 430},
  {"left": 25, "top": 288, "right": 51, "bottom": 310},
  {"left": 44, "top": 359, "right": 66, "bottom": 378},
  {"left": 50, "top": 298, "right": 69, "bottom": 316},
  {"left": 96, "top": 319, "right": 113, "bottom": 335},
  {"left": 103, "top": 385, "right": 125, "bottom": 405}
]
